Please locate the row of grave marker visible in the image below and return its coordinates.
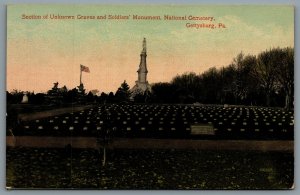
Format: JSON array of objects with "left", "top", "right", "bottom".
[{"left": 13, "top": 104, "right": 294, "bottom": 140}]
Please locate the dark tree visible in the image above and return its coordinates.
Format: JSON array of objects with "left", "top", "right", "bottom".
[
  {"left": 7, "top": 90, "right": 24, "bottom": 104},
  {"left": 273, "top": 47, "right": 294, "bottom": 109},
  {"left": 171, "top": 72, "right": 201, "bottom": 103},
  {"left": 99, "top": 92, "right": 108, "bottom": 103},
  {"left": 87, "top": 91, "right": 95, "bottom": 103},
  {"left": 115, "top": 80, "right": 131, "bottom": 103},
  {"left": 200, "top": 67, "right": 222, "bottom": 104},
  {"left": 107, "top": 92, "right": 115, "bottom": 103},
  {"left": 77, "top": 83, "right": 86, "bottom": 95},
  {"left": 253, "top": 49, "right": 281, "bottom": 106},
  {"left": 30, "top": 93, "right": 45, "bottom": 104},
  {"left": 231, "top": 53, "right": 257, "bottom": 104},
  {"left": 47, "top": 82, "right": 59, "bottom": 96},
  {"left": 133, "top": 89, "right": 151, "bottom": 103},
  {"left": 6, "top": 91, "right": 13, "bottom": 104},
  {"left": 151, "top": 82, "right": 176, "bottom": 103},
  {"left": 219, "top": 65, "right": 235, "bottom": 104},
  {"left": 63, "top": 88, "right": 79, "bottom": 103}
]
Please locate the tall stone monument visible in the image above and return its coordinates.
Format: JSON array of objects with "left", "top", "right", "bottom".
[{"left": 131, "top": 38, "right": 151, "bottom": 97}]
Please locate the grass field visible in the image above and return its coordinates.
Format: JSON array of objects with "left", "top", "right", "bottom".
[{"left": 6, "top": 147, "right": 293, "bottom": 189}]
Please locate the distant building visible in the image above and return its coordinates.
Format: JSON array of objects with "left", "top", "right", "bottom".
[{"left": 131, "top": 38, "right": 151, "bottom": 97}]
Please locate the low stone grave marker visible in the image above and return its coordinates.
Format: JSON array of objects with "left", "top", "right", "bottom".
[{"left": 190, "top": 124, "right": 215, "bottom": 135}]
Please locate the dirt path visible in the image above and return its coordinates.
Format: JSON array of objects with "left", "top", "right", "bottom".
[{"left": 6, "top": 136, "right": 293, "bottom": 151}]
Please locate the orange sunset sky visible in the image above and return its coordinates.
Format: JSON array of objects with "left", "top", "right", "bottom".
[{"left": 7, "top": 5, "right": 294, "bottom": 93}]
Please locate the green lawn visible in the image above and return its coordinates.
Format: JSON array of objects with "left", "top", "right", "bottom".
[{"left": 6, "top": 147, "right": 293, "bottom": 189}]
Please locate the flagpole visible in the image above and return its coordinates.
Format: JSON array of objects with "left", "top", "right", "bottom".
[{"left": 80, "top": 65, "right": 82, "bottom": 85}]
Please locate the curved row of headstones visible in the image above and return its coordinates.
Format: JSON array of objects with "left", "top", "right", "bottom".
[{"left": 13, "top": 104, "right": 294, "bottom": 140}]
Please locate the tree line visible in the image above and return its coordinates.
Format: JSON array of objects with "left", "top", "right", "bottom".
[
  {"left": 150, "top": 47, "right": 294, "bottom": 109},
  {"left": 6, "top": 81, "right": 131, "bottom": 105},
  {"left": 6, "top": 47, "right": 293, "bottom": 110}
]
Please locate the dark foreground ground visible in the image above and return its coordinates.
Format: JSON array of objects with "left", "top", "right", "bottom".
[{"left": 6, "top": 147, "right": 293, "bottom": 190}]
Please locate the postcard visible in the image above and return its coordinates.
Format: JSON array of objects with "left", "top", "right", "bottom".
[{"left": 6, "top": 4, "right": 294, "bottom": 189}]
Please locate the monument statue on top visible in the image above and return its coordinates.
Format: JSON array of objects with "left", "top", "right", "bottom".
[{"left": 131, "top": 38, "right": 151, "bottom": 98}]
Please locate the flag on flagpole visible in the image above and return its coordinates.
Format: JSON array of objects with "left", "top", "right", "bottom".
[{"left": 80, "top": 64, "right": 90, "bottom": 73}]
